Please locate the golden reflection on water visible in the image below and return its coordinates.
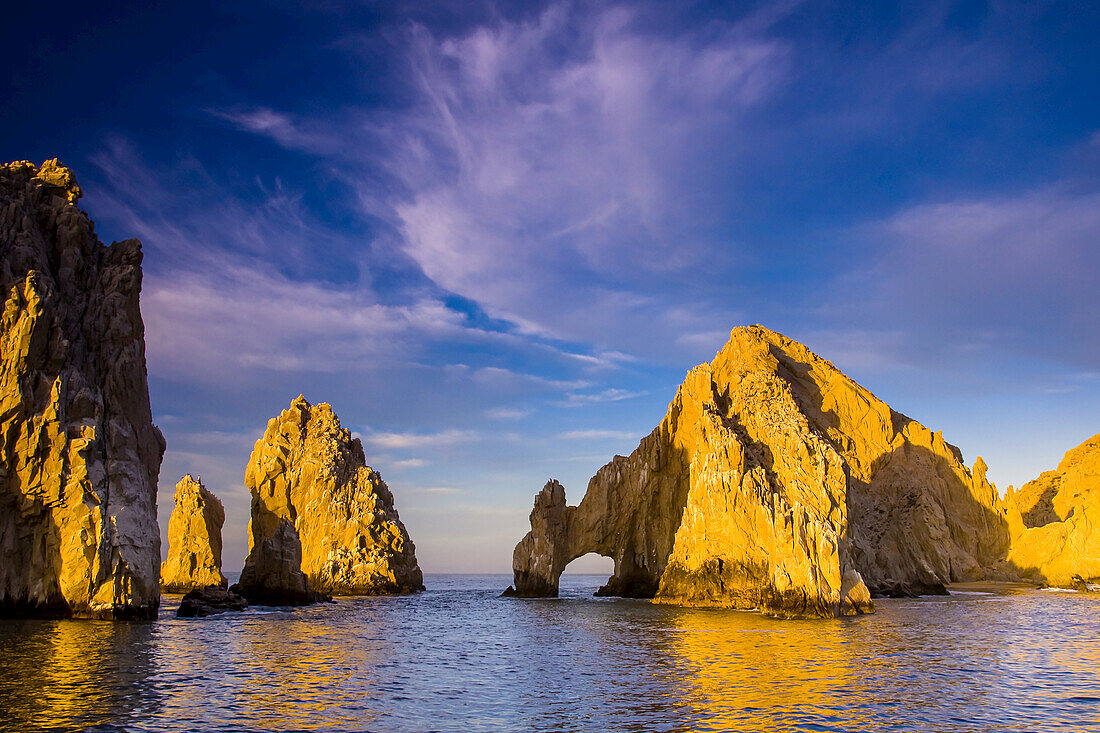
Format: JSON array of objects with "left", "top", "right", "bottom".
[
  {"left": 233, "top": 611, "right": 384, "bottom": 730},
  {"left": 665, "top": 608, "right": 873, "bottom": 732},
  {"left": 2, "top": 584, "right": 1098, "bottom": 732},
  {"left": 0, "top": 619, "right": 157, "bottom": 729}
]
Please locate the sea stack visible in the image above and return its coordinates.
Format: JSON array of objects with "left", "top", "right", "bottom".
[
  {"left": 0, "top": 160, "right": 164, "bottom": 619},
  {"left": 237, "top": 396, "right": 424, "bottom": 605},
  {"left": 507, "top": 326, "right": 1013, "bottom": 618},
  {"left": 1006, "top": 434, "right": 1100, "bottom": 589},
  {"left": 161, "top": 475, "right": 227, "bottom": 593}
]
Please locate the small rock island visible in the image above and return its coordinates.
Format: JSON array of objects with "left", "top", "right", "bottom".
[
  {"left": 236, "top": 396, "right": 424, "bottom": 605},
  {"left": 161, "top": 475, "right": 228, "bottom": 593}
]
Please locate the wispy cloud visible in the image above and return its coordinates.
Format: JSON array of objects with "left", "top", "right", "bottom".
[
  {"left": 483, "top": 407, "right": 533, "bottom": 420},
  {"left": 555, "top": 388, "right": 647, "bottom": 407},
  {"left": 831, "top": 184, "right": 1100, "bottom": 369},
  {"left": 363, "top": 429, "right": 477, "bottom": 450},
  {"left": 405, "top": 486, "right": 465, "bottom": 496},
  {"left": 558, "top": 429, "right": 637, "bottom": 440},
  {"left": 388, "top": 458, "right": 428, "bottom": 470},
  {"left": 211, "top": 3, "right": 789, "bottom": 359}
]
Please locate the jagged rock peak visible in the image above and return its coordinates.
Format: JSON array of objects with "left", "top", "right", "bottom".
[
  {"left": 237, "top": 396, "right": 424, "bottom": 605},
  {"left": 161, "top": 475, "right": 227, "bottom": 593},
  {"left": 508, "top": 325, "right": 1015, "bottom": 618},
  {"left": 1007, "top": 434, "right": 1100, "bottom": 588},
  {"left": 0, "top": 159, "right": 164, "bottom": 619}
]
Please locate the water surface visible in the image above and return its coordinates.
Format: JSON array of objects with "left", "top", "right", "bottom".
[{"left": 1, "top": 575, "right": 1098, "bottom": 732}]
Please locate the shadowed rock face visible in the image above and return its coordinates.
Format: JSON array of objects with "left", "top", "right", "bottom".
[
  {"left": 508, "top": 326, "right": 1013, "bottom": 618},
  {"left": 1006, "top": 434, "right": 1100, "bottom": 588},
  {"left": 237, "top": 396, "right": 423, "bottom": 605},
  {"left": 161, "top": 475, "right": 227, "bottom": 593},
  {"left": 0, "top": 160, "right": 164, "bottom": 619}
]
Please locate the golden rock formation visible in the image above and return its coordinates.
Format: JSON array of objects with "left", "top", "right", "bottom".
[
  {"left": 237, "top": 396, "right": 424, "bottom": 604},
  {"left": 507, "top": 326, "right": 1014, "bottom": 618},
  {"left": 161, "top": 475, "right": 227, "bottom": 593},
  {"left": 0, "top": 160, "right": 164, "bottom": 619},
  {"left": 1006, "top": 434, "right": 1100, "bottom": 588}
]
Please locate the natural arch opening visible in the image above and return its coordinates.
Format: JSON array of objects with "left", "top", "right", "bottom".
[{"left": 558, "top": 553, "right": 615, "bottom": 597}]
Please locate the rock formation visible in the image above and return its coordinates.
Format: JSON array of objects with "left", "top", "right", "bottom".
[
  {"left": 0, "top": 160, "right": 164, "bottom": 619},
  {"left": 237, "top": 396, "right": 424, "bottom": 604},
  {"left": 161, "top": 475, "right": 227, "bottom": 593},
  {"left": 177, "top": 585, "right": 248, "bottom": 618},
  {"left": 1006, "top": 434, "right": 1100, "bottom": 588},
  {"left": 507, "top": 326, "right": 1013, "bottom": 618}
]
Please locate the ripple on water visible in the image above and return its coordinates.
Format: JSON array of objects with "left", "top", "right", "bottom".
[{"left": 1, "top": 576, "right": 1098, "bottom": 732}]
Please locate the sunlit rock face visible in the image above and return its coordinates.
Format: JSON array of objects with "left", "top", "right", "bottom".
[
  {"left": 237, "top": 396, "right": 424, "bottom": 605},
  {"left": 0, "top": 160, "right": 164, "bottom": 619},
  {"left": 161, "top": 475, "right": 227, "bottom": 593},
  {"left": 1006, "top": 434, "right": 1100, "bottom": 588},
  {"left": 509, "top": 326, "right": 1013, "bottom": 618}
]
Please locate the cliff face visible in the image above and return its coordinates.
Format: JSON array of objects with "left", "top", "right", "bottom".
[
  {"left": 161, "top": 475, "right": 227, "bottom": 593},
  {"left": 508, "top": 326, "right": 1012, "bottom": 618},
  {"left": 0, "top": 160, "right": 164, "bottom": 619},
  {"left": 1006, "top": 434, "right": 1100, "bottom": 588},
  {"left": 237, "top": 396, "right": 423, "bottom": 604}
]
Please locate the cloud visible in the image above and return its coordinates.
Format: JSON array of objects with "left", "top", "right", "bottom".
[
  {"left": 405, "top": 486, "right": 465, "bottom": 496},
  {"left": 213, "top": 3, "right": 790, "bottom": 360},
  {"left": 555, "top": 387, "right": 647, "bottom": 407},
  {"left": 362, "top": 429, "right": 477, "bottom": 450},
  {"left": 207, "top": 107, "right": 337, "bottom": 154},
  {"left": 388, "top": 458, "right": 428, "bottom": 470},
  {"left": 483, "top": 407, "right": 533, "bottom": 420},
  {"left": 142, "top": 266, "right": 471, "bottom": 380},
  {"left": 832, "top": 184, "right": 1100, "bottom": 369},
  {"left": 558, "top": 429, "right": 637, "bottom": 440}
]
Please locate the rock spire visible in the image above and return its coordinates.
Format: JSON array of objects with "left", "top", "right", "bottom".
[
  {"left": 0, "top": 160, "right": 164, "bottom": 619},
  {"left": 161, "top": 475, "right": 227, "bottom": 593},
  {"left": 237, "top": 396, "right": 423, "bottom": 604}
]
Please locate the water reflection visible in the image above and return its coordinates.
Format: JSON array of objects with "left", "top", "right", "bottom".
[
  {"left": 0, "top": 578, "right": 1097, "bottom": 732},
  {"left": 0, "top": 618, "right": 158, "bottom": 730},
  {"left": 667, "top": 609, "right": 872, "bottom": 732}
]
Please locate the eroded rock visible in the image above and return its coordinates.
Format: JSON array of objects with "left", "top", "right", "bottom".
[
  {"left": 0, "top": 160, "right": 164, "bottom": 619},
  {"left": 161, "top": 475, "right": 227, "bottom": 593},
  {"left": 508, "top": 326, "right": 1016, "bottom": 618},
  {"left": 1006, "top": 434, "right": 1100, "bottom": 589},
  {"left": 177, "top": 585, "right": 248, "bottom": 618},
  {"left": 237, "top": 396, "right": 423, "bottom": 605}
]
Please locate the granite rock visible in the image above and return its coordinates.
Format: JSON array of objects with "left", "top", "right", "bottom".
[
  {"left": 0, "top": 160, "right": 164, "bottom": 619},
  {"left": 161, "top": 475, "right": 227, "bottom": 593},
  {"left": 508, "top": 326, "right": 1015, "bottom": 618},
  {"left": 237, "top": 396, "right": 423, "bottom": 605}
]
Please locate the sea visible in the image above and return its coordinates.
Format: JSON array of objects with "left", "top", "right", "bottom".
[{"left": 1, "top": 574, "right": 1098, "bottom": 732}]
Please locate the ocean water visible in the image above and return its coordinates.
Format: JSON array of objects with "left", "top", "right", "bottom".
[{"left": 1, "top": 575, "right": 1098, "bottom": 732}]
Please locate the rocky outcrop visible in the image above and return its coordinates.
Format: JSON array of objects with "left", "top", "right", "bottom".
[
  {"left": 507, "top": 326, "right": 1013, "bottom": 618},
  {"left": 161, "top": 475, "right": 227, "bottom": 593},
  {"left": 0, "top": 160, "right": 164, "bottom": 619},
  {"left": 177, "top": 585, "right": 248, "bottom": 617},
  {"left": 237, "top": 396, "right": 424, "bottom": 605},
  {"left": 1006, "top": 434, "right": 1100, "bottom": 588}
]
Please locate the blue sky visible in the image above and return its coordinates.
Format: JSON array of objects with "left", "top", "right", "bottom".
[{"left": 3, "top": 0, "right": 1098, "bottom": 573}]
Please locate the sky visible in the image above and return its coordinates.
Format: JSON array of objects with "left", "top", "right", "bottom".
[{"left": 3, "top": 0, "right": 1098, "bottom": 574}]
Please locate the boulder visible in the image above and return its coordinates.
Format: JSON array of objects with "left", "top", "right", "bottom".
[
  {"left": 508, "top": 326, "right": 1015, "bottom": 618},
  {"left": 0, "top": 160, "right": 164, "bottom": 619},
  {"left": 237, "top": 396, "right": 423, "bottom": 605},
  {"left": 177, "top": 585, "right": 248, "bottom": 618},
  {"left": 161, "top": 475, "right": 227, "bottom": 593}
]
